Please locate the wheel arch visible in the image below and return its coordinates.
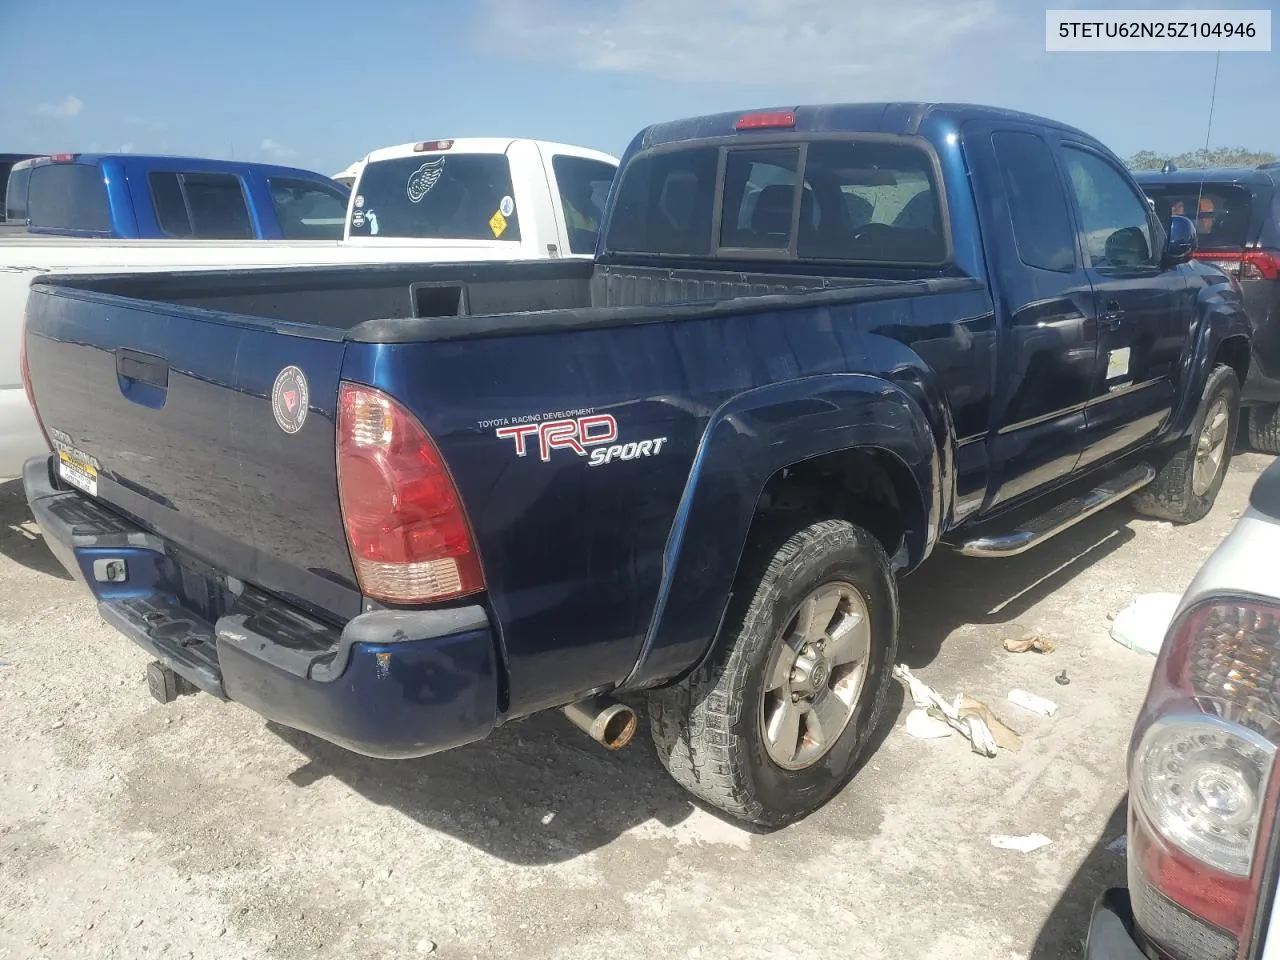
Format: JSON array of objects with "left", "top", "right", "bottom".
[{"left": 620, "top": 373, "right": 942, "bottom": 691}]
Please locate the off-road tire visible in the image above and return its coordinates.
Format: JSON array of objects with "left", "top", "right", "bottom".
[
  {"left": 1248, "top": 404, "right": 1280, "bottom": 455},
  {"left": 647, "top": 519, "right": 897, "bottom": 827},
  {"left": 1132, "top": 364, "right": 1240, "bottom": 524}
]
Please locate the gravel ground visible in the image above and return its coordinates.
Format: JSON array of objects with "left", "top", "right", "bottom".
[{"left": 1, "top": 452, "right": 1274, "bottom": 960}]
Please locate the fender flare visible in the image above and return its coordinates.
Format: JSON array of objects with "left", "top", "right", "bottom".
[
  {"left": 620, "top": 372, "right": 942, "bottom": 690},
  {"left": 1165, "top": 280, "right": 1252, "bottom": 441}
]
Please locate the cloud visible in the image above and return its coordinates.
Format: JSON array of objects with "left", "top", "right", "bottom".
[
  {"left": 260, "top": 138, "right": 297, "bottom": 162},
  {"left": 480, "top": 0, "right": 1009, "bottom": 92},
  {"left": 36, "top": 95, "right": 84, "bottom": 118}
]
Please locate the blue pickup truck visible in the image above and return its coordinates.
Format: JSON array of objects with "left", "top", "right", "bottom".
[
  {"left": 20, "top": 103, "right": 1251, "bottom": 826},
  {"left": 4, "top": 153, "right": 349, "bottom": 239}
]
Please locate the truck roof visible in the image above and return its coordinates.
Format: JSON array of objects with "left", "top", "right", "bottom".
[
  {"left": 1133, "top": 167, "right": 1279, "bottom": 189},
  {"left": 10, "top": 153, "right": 341, "bottom": 184},
  {"left": 363, "top": 138, "right": 617, "bottom": 166},
  {"left": 637, "top": 102, "right": 1099, "bottom": 150}
]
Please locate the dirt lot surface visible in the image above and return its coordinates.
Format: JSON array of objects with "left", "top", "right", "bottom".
[{"left": 1, "top": 452, "right": 1274, "bottom": 960}]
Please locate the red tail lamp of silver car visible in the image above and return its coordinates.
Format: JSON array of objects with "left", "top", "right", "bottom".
[
  {"left": 1128, "top": 599, "right": 1280, "bottom": 960},
  {"left": 336, "top": 382, "right": 484, "bottom": 604}
]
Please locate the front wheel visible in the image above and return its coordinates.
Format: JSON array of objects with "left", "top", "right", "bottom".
[
  {"left": 647, "top": 519, "right": 897, "bottom": 827},
  {"left": 1132, "top": 364, "right": 1240, "bottom": 524}
]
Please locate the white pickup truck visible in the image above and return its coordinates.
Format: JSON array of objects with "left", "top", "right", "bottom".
[{"left": 0, "top": 139, "right": 618, "bottom": 477}]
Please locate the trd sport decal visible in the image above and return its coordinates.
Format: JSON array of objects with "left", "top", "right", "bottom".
[{"left": 494, "top": 414, "right": 667, "bottom": 467}]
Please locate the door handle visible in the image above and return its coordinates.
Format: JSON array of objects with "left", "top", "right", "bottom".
[
  {"left": 1100, "top": 302, "right": 1124, "bottom": 330},
  {"left": 116, "top": 349, "right": 169, "bottom": 388}
]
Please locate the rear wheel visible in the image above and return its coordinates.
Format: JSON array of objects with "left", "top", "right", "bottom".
[
  {"left": 1132, "top": 364, "right": 1239, "bottom": 524},
  {"left": 1248, "top": 403, "right": 1280, "bottom": 455},
  {"left": 647, "top": 519, "right": 897, "bottom": 827}
]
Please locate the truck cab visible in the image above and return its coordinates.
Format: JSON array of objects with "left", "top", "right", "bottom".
[
  {"left": 4, "top": 154, "right": 350, "bottom": 240},
  {"left": 343, "top": 138, "right": 618, "bottom": 259}
]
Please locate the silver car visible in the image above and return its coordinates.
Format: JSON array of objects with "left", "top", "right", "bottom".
[{"left": 1087, "top": 456, "right": 1280, "bottom": 960}]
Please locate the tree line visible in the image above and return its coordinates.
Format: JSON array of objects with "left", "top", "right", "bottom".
[{"left": 1126, "top": 146, "right": 1277, "bottom": 170}]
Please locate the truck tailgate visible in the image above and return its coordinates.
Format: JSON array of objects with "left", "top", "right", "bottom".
[{"left": 23, "top": 283, "right": 360, "bottom": 621}]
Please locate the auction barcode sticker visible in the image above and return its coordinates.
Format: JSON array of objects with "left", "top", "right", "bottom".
[{"left": 1046, "top": 9, "right": 1271, "bottom": 51}]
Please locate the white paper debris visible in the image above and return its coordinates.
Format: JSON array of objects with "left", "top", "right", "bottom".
[
  {"left": 1008, "top": 689, "right": 1059, "bottom": 717},
  {"left": 904, "top": 708, "right": 953, "bottom": 739},
  {"left": 892, "top": 665, "right": 1019, "bottom": 757},
  {"left": 1110, "top": 592, "right": 1182, "bottom": 656},
  {"left": 991, "top": 833, "right": 1052, "bottom": 853}
]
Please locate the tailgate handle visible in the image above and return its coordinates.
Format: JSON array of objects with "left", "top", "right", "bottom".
[{"left": 116, "top": 349, "right": 169, "bottom": 389}]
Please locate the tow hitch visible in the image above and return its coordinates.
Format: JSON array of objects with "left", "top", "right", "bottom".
[{"left": 146, "top": 661, "right": 197, "bottom": 704}]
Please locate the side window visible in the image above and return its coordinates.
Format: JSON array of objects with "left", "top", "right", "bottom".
[
  {"left": 149, "top": 171, "right": 254, "bottom": 239},
  {"left": 1062, "top": 146, "right": 1157, "bottom": 270},
  {"left": 267, "top": 178, "right": 348, "bottom": 240},
  {"left": 720, "top": 148, "right": 800, "bottom": 250},
  {"left": 551, "top": 155, "right": 616, "bottom": 254},
  {"left": 27, "top": 164, "right": 112, "bottom": 232},
  {"left": 991, "top": 132, "right": 1076, "bottom": 272},
  {"left": 150, "top": 173, "right": 190, "bottom": 236}
]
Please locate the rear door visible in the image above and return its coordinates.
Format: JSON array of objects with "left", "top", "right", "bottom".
[
  {"left": 1059, "top": 142, "right": 1194, "bottom": 466},
  {"left": 23, "top": 283, "right": 360, "bottom": 620},
  {"left": 962, "top": 121, "right": 1097, "bottom": 510}
]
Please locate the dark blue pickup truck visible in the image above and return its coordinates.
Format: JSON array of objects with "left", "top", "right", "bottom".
[
  {"left": 21, "top": 103, "right": 1251, "bottom": 826},
  {"left": 4, "top": 153, "right": 349, "bottom": 239}
]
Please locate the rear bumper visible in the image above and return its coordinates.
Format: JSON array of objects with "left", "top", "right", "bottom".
[
  {"left": 1084, "top": 889, "right": 1147, "bottom": 960},
  {"left": 23, "top": 456, "right": 499, "bottom": 759}
]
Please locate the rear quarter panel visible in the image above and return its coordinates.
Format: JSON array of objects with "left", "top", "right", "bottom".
[{"left": 345, "top": 284, "right": 988, "bottom": 715}]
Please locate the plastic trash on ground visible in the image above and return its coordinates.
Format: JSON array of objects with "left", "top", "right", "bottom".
[
  {"left": 893, "top": 664, "right": 1022, "bottom": 756},
  {"left": 1110, "top": 592, "right": 1182, "bottom": 656},
  {"left": 991, "top": 833, "right": 1052, "bottom": 852},
  {"left": 1002, "top": 633, "right": 1058, "bottom": 654},
  {"left": 1008, "top": 689, "right": 1059, "bottom": 717}
]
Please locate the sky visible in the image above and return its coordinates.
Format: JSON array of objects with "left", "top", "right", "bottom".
[{"left": 1, "top": 0, "right": 1276, "bottom": 177}]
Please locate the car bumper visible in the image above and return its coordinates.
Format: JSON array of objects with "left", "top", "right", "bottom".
[
  {"left": 1085, "top": 889, "right": 1147, "bottom": 960},
  {"left": 23, "top": 456, "right": 499, "bottom": 759}
]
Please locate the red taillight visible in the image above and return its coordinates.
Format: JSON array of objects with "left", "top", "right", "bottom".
[
  {"left": 336, "top": 382, "right": 483, "bottom": 604},
  {"left": 413, "top": 140, "right": 454, "bottom": 152},
  {"left": 735, "top": 110, "right": 796, "bottom": 131},
  {"left": 1127, "top": 599, "right": 1280, "bottom": 960},
  {"left": 1194, "top": 251, "right": 1280, "bottom": 282},
  {"left": 49, "top": 153, "right": 76, "bottom": 162},
  {"left": 19, "top": 311, "right": 51, "bottom": 449}
]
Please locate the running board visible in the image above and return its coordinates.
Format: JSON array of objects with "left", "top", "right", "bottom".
[{"left": 953, "top": 464, "right": 1156, "bottom": 558}]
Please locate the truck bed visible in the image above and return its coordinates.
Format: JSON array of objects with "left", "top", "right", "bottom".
[
  {"left": 25, "top": 258, "right": 991, "bottom": 721},
  {"left": 46, "top": 258, "right": 969, "bottom": 336}
]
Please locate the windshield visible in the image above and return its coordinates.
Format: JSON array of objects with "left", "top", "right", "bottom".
[
  {"left": 348, "top": 153, "right": 521, "bottom": 241},
  {"left": 1140, "top": 183, "right": 1258, "bottom": 251}
]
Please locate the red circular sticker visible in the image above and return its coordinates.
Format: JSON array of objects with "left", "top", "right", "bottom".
[{"left": 271, "top": 365, "right": 309, "bottom": 434}]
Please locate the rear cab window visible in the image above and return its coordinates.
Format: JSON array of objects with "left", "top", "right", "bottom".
[
  {"left": 348, "top": 152, "right": 521, "bottom": 241},
  {"left": 26, "top": 163, "right": 112, "bottom": 233},
  {"left": 604, "top": 137, "right": 946, "bottom": 265},
  {"left": 150, "top": 171, "right": 254, "bottom": 239},
  {"left": 267, "top": 178, "right": 348, "bottom": 239},
  {"left": 1141, "top": 183, "right": 1259, "bottom": 251}
]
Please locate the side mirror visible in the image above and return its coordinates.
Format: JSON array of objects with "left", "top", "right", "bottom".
[{"left": 1164, "top": 215, "right": 1196, "bottom": 265}]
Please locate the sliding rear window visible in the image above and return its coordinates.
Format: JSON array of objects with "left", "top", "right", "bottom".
[
  {"left": 604, "top": 137, "right": 946, "bottom": 264},
  {"left": 1140, "top": 183, "right": 1259, "bottom": 251}
]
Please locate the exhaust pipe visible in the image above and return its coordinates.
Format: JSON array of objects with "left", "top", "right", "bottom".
[{"left": 562, "top": 696, "right": 637, "bottom": 750}]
